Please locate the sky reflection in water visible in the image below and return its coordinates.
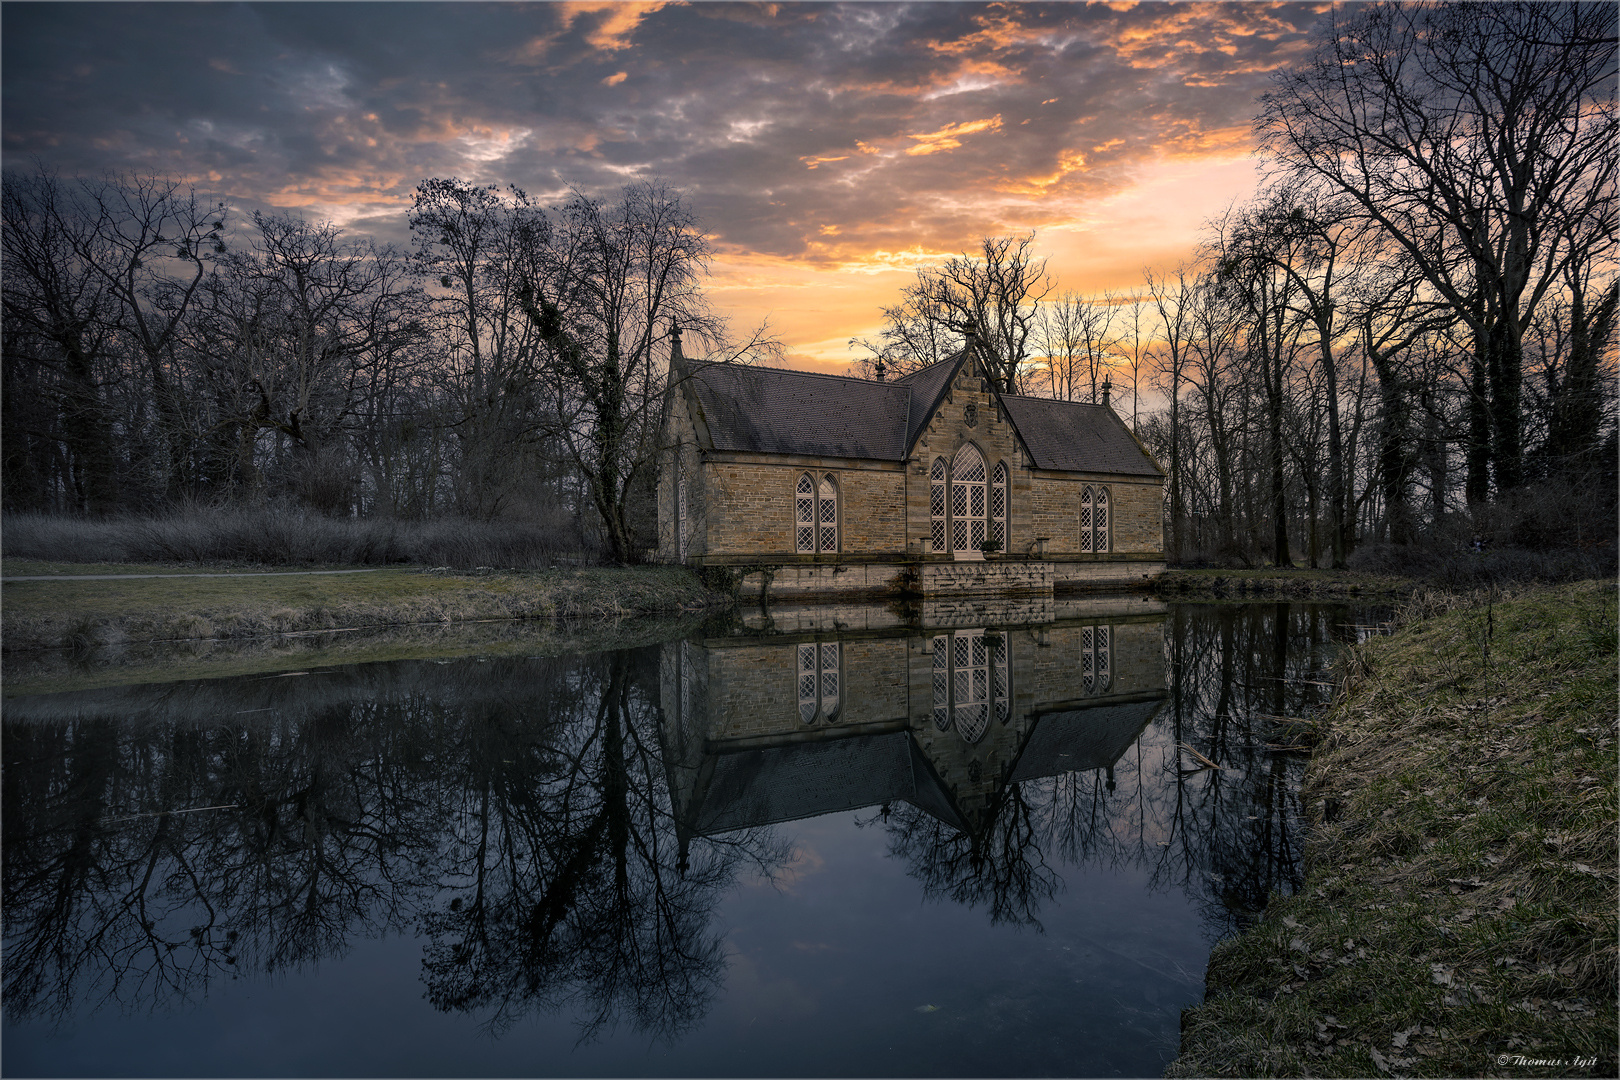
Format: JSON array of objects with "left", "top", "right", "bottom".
[{"left": 2, "top": 598, "right": 1365, "bottom": 1077}]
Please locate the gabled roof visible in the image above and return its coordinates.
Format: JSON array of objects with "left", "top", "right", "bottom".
[
  {"left": 1008, "top": 696, "right": 1167, "bottom": 783},
  {"left": 891, "top": 353, "right": 962, "bottom": 452},
  {"left": 683, "top": 731, "right": 966, "bottom": 835},
  {"left": 681, "top": 359, "right": 912, "bottom": 461},
  {"left": 1000, "top": 395, "right": 1163, "bottom": 476},
  {"left": 674, "top": 349, "right": 1161, "bottom": 477}
]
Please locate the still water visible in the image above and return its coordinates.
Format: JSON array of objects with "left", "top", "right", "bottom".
[{"left": 3, "top": 597, "right": 1375, "bottom": 1077}]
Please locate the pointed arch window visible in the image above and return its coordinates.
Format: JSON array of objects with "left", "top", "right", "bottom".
[
  {"left": 930, "top": 458, "right": 948, "bottom": 553},
  {"left": 930, "top": 630, "right": 1009, "bottom": 742},
  {"left": 950, "top": 445, "right": 987, "bottom": 553},
  {"left": 796, "top": 472, "right": 839, "bottom": 553},
  {"left": 798, "top": 642, "right": 841, "bottom": 723},
  {"left": 676, "top": 453, "right": 688, "bottom": 561},
  {"left": 990, "top": 461, "right": 1008, "bottom": 549},
  {"left": 1080, "top": 625, "right": 1111, "bottom": 694},
  {"left": 1081, "top": 485, "right": 1110, "bottom": 553}
]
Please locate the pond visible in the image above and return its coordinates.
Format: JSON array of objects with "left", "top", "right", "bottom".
[{"left": 2, "top": 596, "right": 1382, "bottom": 1078}]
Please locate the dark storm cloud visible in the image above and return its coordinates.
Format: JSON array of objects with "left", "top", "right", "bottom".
[{"left": 2, "top": 2, "right": 1327, "bottom": 262}]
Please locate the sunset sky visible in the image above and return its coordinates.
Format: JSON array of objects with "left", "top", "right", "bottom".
[{"left": 2, "top": 1, "right": 1330, "bottom": 371}]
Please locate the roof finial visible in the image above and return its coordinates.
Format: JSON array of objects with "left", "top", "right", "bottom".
[
  {"left": 874, "top": 355, "right": 887, "bottom": 381},
  {"left": 670, "top": 321, "right": 683, "bottom": 362},
  {"left": 1101, "top": 376, "right": 1112, "bottom": 408}
]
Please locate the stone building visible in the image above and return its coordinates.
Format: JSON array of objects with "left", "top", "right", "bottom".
[{"left": 657, "top": 327, "right": 1164, "bottom": 598}]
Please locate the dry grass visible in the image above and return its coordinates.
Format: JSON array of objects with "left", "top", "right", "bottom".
[
  {"left": 1, "top": 566, "right": 722, "bottom": 653},
  {"left": 2, "top": 509, "right": 598, "bottom": 569},
  {"left": 1168, "top": 579, "right": 1618, "bottom": 1078}
]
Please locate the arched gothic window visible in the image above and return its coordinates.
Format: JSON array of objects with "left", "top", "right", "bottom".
[
  {"left": 1080, "top": 625, "right": 1111, "bottom": 694},
  {"left": 990, "top": 461, "right": 1008, "bottom": 549},
  {"left": 950, "top": 445, "right": 987, "bottom": 553},
  {"left": 795, "top": 472, "right": 839, "bottom": 553},
  {"left": 930, "top": 458, "right": 948, "bottom": 553},
  {"left": 675, "top": 453, "right": 688, "bottom": 561},
  {"left": 930, "top": 630, "right": 1009, "bottom": 742},
  {"left": 798, "top": 642, "right": 840, "bottom": 723},
  {"left": 1080, "top": 485, "right": 1110, "bottom": 553}
]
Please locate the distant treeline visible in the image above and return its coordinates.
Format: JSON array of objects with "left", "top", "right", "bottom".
[{"left": 2, "top": 174, "right": 770, "bottom": 562}]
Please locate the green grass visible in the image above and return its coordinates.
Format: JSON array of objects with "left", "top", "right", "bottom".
[
  {"left": 2, "top": 565, "right": 725, "bottom": 654},
  {"left": 1168, "top": 580, "right": 1618, "bottom": 1078}
]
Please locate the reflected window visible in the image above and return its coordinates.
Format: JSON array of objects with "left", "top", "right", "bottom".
[
  {"left": 1080, "top": 625, "right": 1111, "bottom": 694},
  {"left": 798, "top": 642, "right": 841, "bottom": 723},
  {"left": 796, "top": 472, "right": 839, "bottom": 553},
  {"left": 931, "top": 630, "right": 1008, "bottom": 742}
]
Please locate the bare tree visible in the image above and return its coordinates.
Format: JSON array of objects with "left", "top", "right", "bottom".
[{"left": 1259, "top": 1, "right": 1619, "bottom": 497}]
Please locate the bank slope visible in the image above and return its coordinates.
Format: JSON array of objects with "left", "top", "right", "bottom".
[{"left": 1168, "top": 580, "right": 1618, "bottom": 1078}]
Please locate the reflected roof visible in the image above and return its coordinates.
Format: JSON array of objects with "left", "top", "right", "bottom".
[
  {"left": 1008, "top": 697, "right": 1166, "bottom": 782},
  {"left": 686, "top": 731, "right": 966, "bottom": 835}
]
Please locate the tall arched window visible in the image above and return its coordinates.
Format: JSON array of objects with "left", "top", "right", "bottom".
[
  {"left": 930, "top": 629, "right": 1008, "bottom": 742},
  {"left": 951, "top": 445, "right": 987, "bottom": 553},
  {"left": 930, "top": 459, "right": 947, "bottom": 553},
  {"left": 796, "top": 472, "right": 839, "bottom": 553},
  {"left": 675, "top": 453, "right": 688, "bottom": 561},
  {"left": 798, "top": 642, "right": 840, "bottom": 723},
  {"left": 1080, "top": 625, "right": 1111, "bottom": 694},
  {"left": 1080, "top": 485, "right": 1110, "bottom": 553},
  {"left": 990, "top": 461, "right": 1008, "bottom": 549}
]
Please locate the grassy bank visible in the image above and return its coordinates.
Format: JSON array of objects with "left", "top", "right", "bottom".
[
  {"left": 2, "top": 564, "right": 726, "bottom": 654},
  {"left": 1168, "top": 580, "right": 1618, "bottom": 1078}
]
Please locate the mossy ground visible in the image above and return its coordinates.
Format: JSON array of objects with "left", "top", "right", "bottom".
[
  {"left": 2, "top": 564, "right": 727, "bottom": 655},
  {"left": 1168, "top": 580, "right": 1618, "bottom": 1078}
]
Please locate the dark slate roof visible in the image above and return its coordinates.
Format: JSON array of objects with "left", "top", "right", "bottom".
[
  {"left": 687, "top": 731, "right": 964, "bottom": 835},
  {"left": 683, "top": 360, "right": 912, "bottom": 461},
  {"left": 678, "top": 353, "right": 1161, "bottom": 477},
  {"left": 892, "top": 353, "right": 962, "bottom": 451},
  {"left": 1000, "top": 395, "right": 1163, "bottom": 476},
  {"left": 1008, "top": 697, "right": 1167, "bottom": 782}
]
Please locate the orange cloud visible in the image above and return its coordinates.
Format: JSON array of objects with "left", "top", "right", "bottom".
[{"left": 905, "top": 115, "right": 1003, "bottom": 156}]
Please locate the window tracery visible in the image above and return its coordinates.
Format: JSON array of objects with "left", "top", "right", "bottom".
[
  {"left": 798, "top": 642, "right": 841, "bottom": 723},
  {"left": 796, "top": 472, "right": 839, "bottom": 553}
]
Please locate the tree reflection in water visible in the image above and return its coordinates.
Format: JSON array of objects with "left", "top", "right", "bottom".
[
  {"left": 868, "top": 604, "right": 1355, "bottom": 941},
  {"left": 2, "top": 602, "right": 1366, "bottom": 1047},
  {"left": 2, "top": 650, "right": 788, "bottom": 1043}
]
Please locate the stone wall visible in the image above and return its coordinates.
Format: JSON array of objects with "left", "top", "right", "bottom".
[{"left": 703, "top": 459, "right": 907, "bottom": 557}]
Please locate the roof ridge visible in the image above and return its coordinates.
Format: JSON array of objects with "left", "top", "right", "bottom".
[
  {"left": 688, "top": 357, "right": 898, "bottom": 388},
  {"left": 1002, "top": 392, "right": 1108, "bottom": 407}
]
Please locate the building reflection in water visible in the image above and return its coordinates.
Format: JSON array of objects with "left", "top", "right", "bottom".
[{"left": 660, "top": 595, "right": 1168, "bottom": 893}]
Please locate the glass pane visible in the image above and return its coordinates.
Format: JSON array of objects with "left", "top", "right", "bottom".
[
  {"left": 952, "top": 520, "right": 967, "bottom": 550},
  {"left": 797, "top": 473, "right": 814, "bottom": 495},
  {"left": 820, "top": 525, "right": 836, "bottom": 551},
  {"left": 931, "top": 483, "right": 945, "bottom": 518},
  {"left": 931, "top": 458, "right": 946, "bottom": 480},
  {"left": 819, "top": 497, "right": 836, "bottom": 523},
  {"left": 797, "top": 496, "right": 813, "bottom": 524},
  {"left": 970, "top": 487, "right": 983, "bottom": 517},
  {"left": 952, "top": 484, "right": 967, "bottom": 517},
  {"left": 797, "top": 525, "right": 814, "bottom": 551},
  {"left": 932, "top": 520, "right": 946, "bottom": 550},
  {"left": 800, "top": 644, "right": 817, "bottom": 671},
  {"left": 971, "top": 520, "right": 984, "bottom": 546}
]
